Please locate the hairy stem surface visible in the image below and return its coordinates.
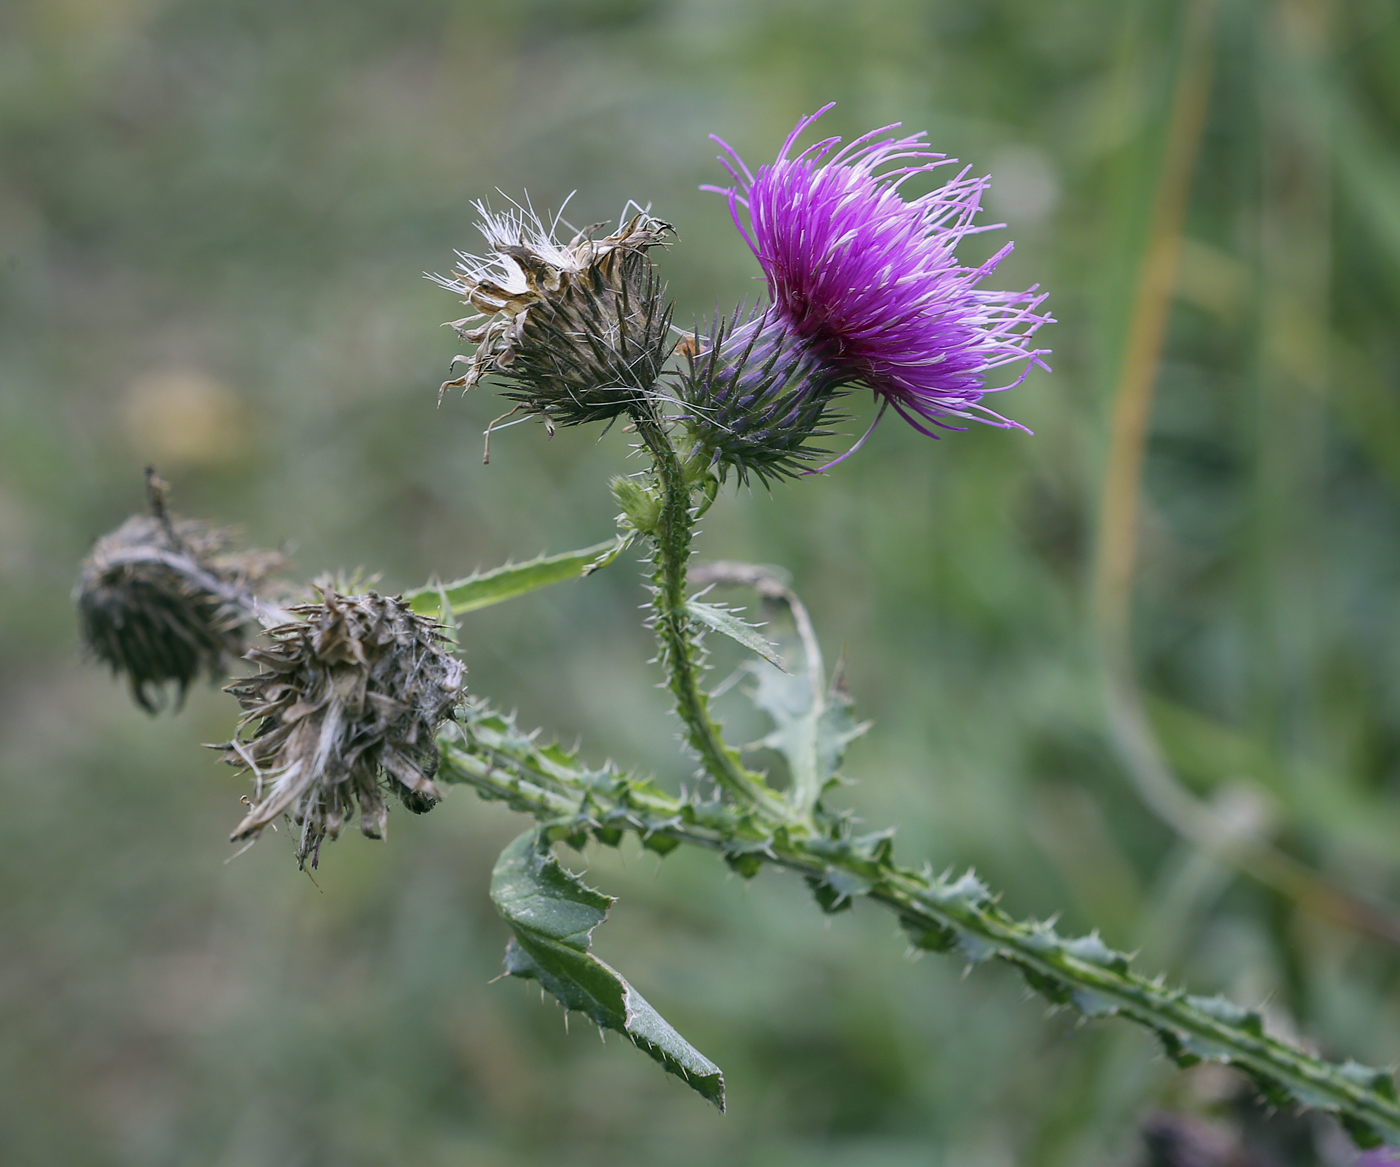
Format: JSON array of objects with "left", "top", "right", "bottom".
[{"left": 634, "top": 410, "right": 789, "bottom": 820}]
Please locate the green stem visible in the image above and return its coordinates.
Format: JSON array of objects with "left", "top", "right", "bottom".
[
  {"left": 634, "top": 411, "right": 790, "bottom": 821},
  {"left": 440, "top": 707, "right": 1400, "bottom": 1149}
]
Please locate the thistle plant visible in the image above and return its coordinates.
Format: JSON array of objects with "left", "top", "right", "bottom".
[{"left": 79, "top": 109, "right": 1400, "bottom": 1148}]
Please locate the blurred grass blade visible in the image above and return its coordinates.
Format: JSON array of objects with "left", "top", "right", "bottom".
[
  {"left": 490, "top": 829, "right": 725, "bottom": 1109},
  {"left": 1088, "top": 0, "right": 1400, "bottom": 948},
  {"left": 405, "top": 535, "right": 632, "bottom": 619},
  {"left": 1293, "top": 62, "right": 1400, "bottom": 273}
]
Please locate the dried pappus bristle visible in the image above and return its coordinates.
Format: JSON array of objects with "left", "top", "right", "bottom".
[
  {"left": 674, "top": 306, "right": 849, "bottom": 485},
  {"left": 222, "top": 590, "right": 465, "bottom": 868},
  {"left": 76, "top": 509, "right": 280, "bottom": 713},
  {"left": 430, "top": 206, "right": 675, "bottom": 440}
]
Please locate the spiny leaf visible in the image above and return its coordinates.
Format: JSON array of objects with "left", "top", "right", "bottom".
[
  {"left": 806, "top": 864, "right": 879, "bottom": 913},
  {"left": 685, "top": 599, "right": 784, "bottom": 668},
  {"left": 1062, "top": 933, "right": 1131, "bottom": 974},
  {"left": 1341, "top": 1061, "right": 1400, "bottom": 1103},
  {"left": 1015, "top": 960, "right": 1072, "bottom": 1005},
  {"left": 443, "top": 707, "right": 1400, "bottom": 1145},
  {"left": 746, "top": 658, "right": 869, "bottom": 810},
  {"left": 490, "top": 830, "right": 725, "bottom": 1109},
  {"left": 405, "top": 534, "right": 632, "bottom": 619},
  {"left": 642, "top": 832, "right": 681, "bottom": 856},
  {"left": 494, "top": 830, "right": 611, "bottom": 949},
  {"left": 900, "top": 914, "right": 958, "bottom": 954}
]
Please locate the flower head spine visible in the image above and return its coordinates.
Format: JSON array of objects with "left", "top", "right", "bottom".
[{"left": 675, "top": 305, "right": 849, "bottom": 484}]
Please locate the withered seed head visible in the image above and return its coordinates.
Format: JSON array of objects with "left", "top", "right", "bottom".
[
  {"left": 222, "top": 590, "right": 465, "bottom": 868},
  {"left": 431, "top": 207, "right": 675, "bottom": 434},
  {"left": 493, "top": 246, "right": 676, "bottom": 429},
  {"left": 76, "top": 473, "right": 280, "bottom": 712}
]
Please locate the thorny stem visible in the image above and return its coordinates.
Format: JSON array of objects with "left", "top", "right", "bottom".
[
  {"left": 439, "top": 710, "right": 1400, "bottom": 1149},
  {"left": 633, "top": 407, "right": 792, "bottom": 821}
]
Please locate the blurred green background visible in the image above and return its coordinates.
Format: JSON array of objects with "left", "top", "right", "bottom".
[{"left": 4, "top": 0, "right": 1400, "bottom": 1163}]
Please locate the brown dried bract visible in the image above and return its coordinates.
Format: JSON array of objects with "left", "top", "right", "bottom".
[
  {"left": 222, "top": 590, "right": 465, "bottom": 868},
  {"left": 431, "top": 208, "right": 674, "bottom": 432}
]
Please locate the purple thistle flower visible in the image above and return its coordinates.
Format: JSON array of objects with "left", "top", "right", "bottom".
[{"left": 708, "top": 105, "right": 1052, "bottom": 467}]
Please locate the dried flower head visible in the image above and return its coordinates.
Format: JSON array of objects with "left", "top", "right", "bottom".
[
  {"left": 708, "top": 106, "right": 1052, "bottom": 467},
  {"left": 430, "top": 203, "right": 674, "bottom": 447},
  {"left": 76, "top": 472, "right": 280, "bottom": 713},
  {"left": 223, "top": 590, "right": 465, "bottom": 867},
  {"left": 675, "top": 306, "right": 848, "bottom": 484}
]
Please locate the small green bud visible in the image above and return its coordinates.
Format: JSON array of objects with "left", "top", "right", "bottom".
[{"left": 610, "top": 475, "right": 662, "bottom": 534}]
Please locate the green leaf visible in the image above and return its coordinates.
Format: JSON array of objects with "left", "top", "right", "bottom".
[
  {"left": 405, "top": 535, "right": 632, "bottom": 619},
  {"left": 685, "top": 599, "right": 784, "bottom": 669},
  {"left": 748, "top": 659, "right": 869, "bottom": 810},
  {"left": 490, "top": 830, "right": 725, "bottom": 1109}
]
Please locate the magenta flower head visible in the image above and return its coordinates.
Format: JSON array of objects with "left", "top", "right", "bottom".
[{"left": 691, "top": 105, "right": 1052, "bottom": 471}]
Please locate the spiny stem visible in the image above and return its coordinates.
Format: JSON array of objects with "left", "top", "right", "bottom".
[
  {"left": 633, "top": 409, "right": 790, "bottom": 820},
  {"left": 439, "top": 709, "right": 1400, "bottom": 1148}
]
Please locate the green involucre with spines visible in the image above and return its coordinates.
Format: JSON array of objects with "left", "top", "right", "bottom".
[{"left": 675, "top": 306, "right": 848, "bottom": 484}]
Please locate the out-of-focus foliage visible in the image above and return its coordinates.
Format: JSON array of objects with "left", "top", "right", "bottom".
[{"left": 2, "top": 0, "right": 1399, "bottom": 1164}]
